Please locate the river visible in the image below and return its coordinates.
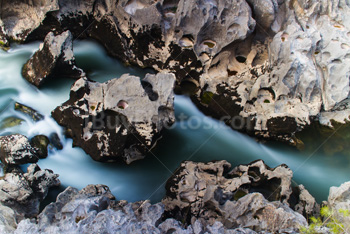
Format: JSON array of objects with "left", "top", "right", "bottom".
[{"left": 0, "top": 40, "right": 349, "bottom": 203}]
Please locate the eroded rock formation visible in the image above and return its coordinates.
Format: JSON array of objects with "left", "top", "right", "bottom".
[
  {"left": 52, "top": 73, "right": 176, "bottom": 163},
  {"left": 1, "top": 0, "right": 349, "bottom": 143},
  {"left": 162, "top": 160, "right": 317, "bottom": 232},
  {"left": 12, "top": 160, "right": 318, "bottom": 233},
  {"left": 22, "top": 30, "right": 85, "bottom": 88}
]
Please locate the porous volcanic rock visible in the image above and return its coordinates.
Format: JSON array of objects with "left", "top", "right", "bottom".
[
  {"left": 0, "top": 164, "right": 60, "bottom": 221},
  {"left": 14, "top": 184, "right": 259, "bottom": 234},
  {"left": 52, "top": 73, "right": 176, "bottom": 164},
  {"left": 22, "top": 30, "right": 85, "bottom": 88},
  {"left": 0, "top": 134, "right": 39, "bottom": 165},
  {"left": 162, "top": 160, "right": 317, "bottom": 232},
  {"left": 2, "top": 0, "right": 350, "bottom": 142}
]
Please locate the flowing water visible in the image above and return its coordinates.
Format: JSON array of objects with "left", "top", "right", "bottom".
[{"left": 0, "top": 40, "right": 349, "bottom": 204}]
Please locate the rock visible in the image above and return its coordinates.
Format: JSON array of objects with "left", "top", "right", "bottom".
[
  {"left": 14, "top": 102, "right": 63, "bottom": 151},
  {"left": 1, "top": 0, "right": 350, "bottom": 141},
  {"left": 22, "top": 30, "right": 85, "bottom": 88},
  {"left": 0, "top": 134, "right": 39, "bottom": 165},
  {"left": 162, "top": 160, "right": 316, "bottom": 232},
  {"left": 14, "top": 102, "right": 44, "bottom": 122},
  {"left": 52, "top": 73, "right": 176, "bottom": 164},
  {"left": 0, "top": 164, "right": 60, "bottom": 221},
  {"left": 30, "top": 135, "right": 50, "bottom": 159},
  {"left": 0, "top": 204, "right": 17, "bottom": 233},
  {"left": 0, "top": 117, "right": 24, "bottom": 131},
  {"left": 327, "top": 181, "right": 350, "bottom": 231},
  {"left": 194, "top": 0, "right": 350, "bottom": 143},
  {"left": 0, "top": 0, "right": 59, "bottom": 42},
  {"left": 15, "top": 184, "right": 260, "bottom": 233}
]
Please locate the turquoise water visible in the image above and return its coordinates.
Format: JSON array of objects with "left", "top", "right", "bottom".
[{"left": 0, "top": 41, "right": 349, "bottom": 203}]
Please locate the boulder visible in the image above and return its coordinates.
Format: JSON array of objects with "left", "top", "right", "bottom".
[
  {"left": 0, "top": 164, "right": 60, "bottom": 220},
  {"left": 52, "top": 73, "right": 176, "bottom": 164},
  {"left": 0, "top": 0, "right": 59, "bottom": 42},
  {"left": 327, "top": 181, "right": 350, "bottom": 231},
  {"left": 22, "top": 30, "right": 85, "bottom": 88},
  {"left": 162, "top": 160, "right": 317, "bottom": 232},
  {"left": 30, "top": 135, "right": 50, "bottom": 159},
  {"left": 0, "top": 134, "right": 39, "bottom": 165}
]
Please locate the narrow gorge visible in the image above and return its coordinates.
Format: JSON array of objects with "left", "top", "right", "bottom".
[{"left": 1, "top": 0, "right": 350, "bottom": 233}]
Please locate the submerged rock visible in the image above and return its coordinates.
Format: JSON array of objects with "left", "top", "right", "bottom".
[
  {"left": 52, "top": 73, "right": 176, "bottom": 164},
  {"left": 0, "top": 134, "right": 39, "bottom": 165},
  {"left": 14, "top": 102, "right": 44, "bottom": 122},
  {"left": 22, "top": 30, "right": 85, "bottom": 88},
  {"left": 30, "top": 135, "right": 50, "bottom": 159}
]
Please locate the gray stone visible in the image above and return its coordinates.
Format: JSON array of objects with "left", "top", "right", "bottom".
[
  {"left": 0, "top": 134, "right": 39, "bottom": 165},
  {"left": 162, "top": 160, "right": 315, "bottom": 232},
  {"left": 327, "top": 181, "right": 350, "bottom": 232},
  {"left": 0, "top": 0, "right": 59, "bottom": 41},
  {"left": 22, "top": 30, "right": 85, "bottom": 88},
  {"left": 52, "top": 73, "right": 176, "bottom": 164},
  {"left": 1, "top": 0, "right": 350, "bottom": 141},
  {"left": 0, "top": 164, "right": 60, "bottom": 220},
  {"left": 15, "top": 184, "right": 261, "bottom": 234}
]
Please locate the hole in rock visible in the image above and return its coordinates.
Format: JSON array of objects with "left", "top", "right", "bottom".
[
  {"left": 117, "top": 100, "right": 129, "bottom": 109},
  {"left": 202, "top": 40, "right": 216, "bottom": 49},
  {"left": 227, "top": 70, "right": 238, "bottom": 76},
  {"left": 236, "top": 56, "right": 246, "bottom": 63}
]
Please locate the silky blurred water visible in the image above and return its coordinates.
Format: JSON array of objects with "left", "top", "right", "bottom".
[{"left": 0, "top": 40, "right": 349, "bottom": 203}]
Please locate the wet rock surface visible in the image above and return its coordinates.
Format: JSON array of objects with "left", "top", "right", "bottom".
[
  {"left": 0, "top": 134, "right": 39, "bottom": 165},
  {"left": 52, "top": 73, "right": 176, "bottom": 163},
  {"left": 22, "top": 30, "right": 85, "bottom": 88}
]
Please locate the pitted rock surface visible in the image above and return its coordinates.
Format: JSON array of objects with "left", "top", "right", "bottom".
[
  {"left": 52, "top": 73, "right": 176, "bottom": 163},
  {"left": 162, "top": 160, "right": 318, "bottom": 232}
]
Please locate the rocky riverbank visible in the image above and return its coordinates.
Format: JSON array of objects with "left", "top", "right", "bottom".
[
  {"left": 1, "top": 0, "right": 350, "bottom": 144},
  {"left": 0, "top": 142, "right": 349, "bottom": 233}
]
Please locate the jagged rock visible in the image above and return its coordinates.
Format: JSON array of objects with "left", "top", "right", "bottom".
[
  {"left": 0, "top": 134, "right": 39, "bottom": 165},
  {"left": 14, "top": 184, "right": 260, "bottom": 234},
  {"left": 0, "top": 0, "right": 59, "bottom": 42},
  {"left": 1, "top": 0, "right": 350, "bottom": 141},
  {"left": 0, "top": 164, "right": 60, "bottom": 221},
  {"left": 52, "top": 73, "right": 176, "bottom": 164},
  {"left": 22, "top": 30, "right": 85, "bottom": 88},
  {"left": 194, "top": 0, "right": 350, "bottom": 143},
  {"left": 162, "top": 160, "right": 316, "bottom": 232},
  {"left": 327, "top": 181, "right": 350, "bottom": 231}
]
